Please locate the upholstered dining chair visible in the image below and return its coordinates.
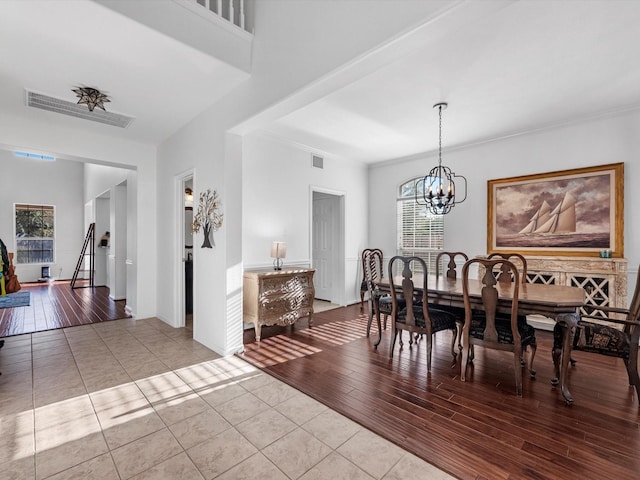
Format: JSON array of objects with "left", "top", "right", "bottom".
[
  {"left": 434, "top": 251, "right": 469, "bottom": 358},
  {"left": 387, "top": 255, "right": 458, "bottom": 371},
  {"left": 360, "top": 248, "right": 387, "bottom": 341},
  {"left": 460, "top": 258, "right": 538, "bottom": 396},
  {"left": 360, "top": 248, "right": 383, "bottom": 308},
  {"left": 436, "top": 251, "right": 469, "bottom": 279},
  {"left": 487, "top": 252, "right": 528, "bottom": 283},
  {"left": 552, "top": 268, "right": 640, "bottom": 403},
  {"left": 486, "top": 252, "right": 536, "bottom": 367}
]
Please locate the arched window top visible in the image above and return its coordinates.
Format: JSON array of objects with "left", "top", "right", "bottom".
[{"left": 398, "top": 177, "right": 421, "bottom": 199}]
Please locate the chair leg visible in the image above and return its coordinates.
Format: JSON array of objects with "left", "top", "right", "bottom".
[
  {"left": 426, "top": 333, "right": 432, "bottom": 372},
  {"left": 527, "top": 343, "right": 537, "bottom": 378},
  {"left": 624, "top": 342, "right": 640, "bottom": 401},
  {"left": 383, "top": 314, "right": 388, "bottom": 330},
  {"left": 399, "top": 330, "right": 404, "bottom": 347},
  {"left": 514, "top": 346, "right": 523, "bottom": 396},
  {"left": 551, "top": 341, "right": 562, "bottom": 386},
  {"left": 389, "top": 327, "right": 398, "bottom": 358},
  {"left": 360, "top": 290, "right": 365, "bottom": 308},
  {"left": 460, "top": 336, "right": 469, "bottom": 382},
  {"left": 366, "top": 299, "right": 373, "bottom": 337},
  {"left": 449, "top": 328, "right": 457, "bottom": 361}
]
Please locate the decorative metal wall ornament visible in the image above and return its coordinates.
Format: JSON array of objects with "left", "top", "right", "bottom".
[
  {"left": 72, "top": 87, "right": 110, "bottom": 112},
  {"left": 192, "top": 189, "right": 223, "bottom": 248},
  {"left": 415, "top": 102, "right": 467, "bottom": 215}
]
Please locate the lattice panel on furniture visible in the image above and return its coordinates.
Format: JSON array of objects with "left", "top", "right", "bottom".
[
  {"left": 485, "top": 255, "right": 627, "bottom": 331},
  {"left": 568, "top": 275, "right": 610, "bottom": 318},
  {"left": 526, "top": 273, "right": 556, "bottom": 285}
]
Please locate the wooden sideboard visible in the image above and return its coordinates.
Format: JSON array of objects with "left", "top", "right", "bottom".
[
  {"left": 243, "top": 268, "right": 315, "bottom": 341},
  {"left": 483, "top": 255, "right": 628, "bottom": 330}
]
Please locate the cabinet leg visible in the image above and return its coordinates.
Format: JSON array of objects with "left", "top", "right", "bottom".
[{"left": 255, "top": 324, "right": 262, "bottom": 342}]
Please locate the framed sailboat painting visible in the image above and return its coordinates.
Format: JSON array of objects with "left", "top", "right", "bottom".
[{"left": 487, "top": 163, "right": 624, "bottom": 257}]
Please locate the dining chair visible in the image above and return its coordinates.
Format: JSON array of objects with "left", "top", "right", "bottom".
[
  {"left": 460, "top": 258, "right": 537, "bottom": 396},
  {"left": 436, "top": 251, "right": 469, "bottom": 279},
  {"left": 552, "top": 267, "right": 640, "bottom": 403},
  {"left": 387, "top": 255, "right": 458, "bottom": 371},
  {"left": 360, "top": 248, "right": 383, "bottom": 308},
  {"left": 360, "top": 248, "right": 388, "bottom": 341},
  {"left": 486, "top": 252, "right": 536, "bottom": 367},
  {"left": 434, "top": 251, "right": 469, "bottom": 358},
  {"left": 487, "top": 252, "right": 528, "bottom": 283}
]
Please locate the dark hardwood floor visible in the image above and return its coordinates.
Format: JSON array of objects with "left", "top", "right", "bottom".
[
  {"left": 0, "top": 280, "right": 130, "bottom": 337},
  {"left": 240, "top": 304, "right": 640, "bottom": 480}
]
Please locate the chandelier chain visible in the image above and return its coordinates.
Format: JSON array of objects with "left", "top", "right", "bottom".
[{"left": 438, "top": 104, "right": 443, "bottom": 166}]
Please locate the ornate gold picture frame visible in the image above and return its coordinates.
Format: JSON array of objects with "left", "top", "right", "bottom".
[{"left": 487, "top": 163, "right": 624, "bottom": 257}]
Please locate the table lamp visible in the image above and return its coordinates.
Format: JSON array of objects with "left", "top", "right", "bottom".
[{"left": 271, "top": 241, "right": 287, "bottom": 271}]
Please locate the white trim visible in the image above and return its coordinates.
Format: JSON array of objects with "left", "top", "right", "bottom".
[
  {"left": 309, "top": 185, "right": 347, "bottom": 306},
  {"left": 175, "top": 168, "right": 195, "bottom": 329}
]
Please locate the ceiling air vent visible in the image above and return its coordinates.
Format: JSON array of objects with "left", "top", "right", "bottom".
[
  {"left": 25, "top": 89, "right": 134, "bottom": 128},
  {"left": 312, "top": 154, "right": 324, "bottom": 169}
]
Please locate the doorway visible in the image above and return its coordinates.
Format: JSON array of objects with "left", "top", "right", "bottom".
[
  {"left": 311, "top": 189, "right": 345, "bottom": 305},
  {"left": 177, "top": 171, "right": 194, "bottom": 330}
]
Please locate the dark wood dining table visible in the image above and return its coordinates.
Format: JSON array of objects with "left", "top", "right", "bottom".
[{"left": 375, "top": 274, "right": 585, "bottom": 405}]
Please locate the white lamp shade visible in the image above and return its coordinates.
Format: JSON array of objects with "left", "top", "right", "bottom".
[{"left": 270, "top": 241, "right": 287, "bottom": 259}]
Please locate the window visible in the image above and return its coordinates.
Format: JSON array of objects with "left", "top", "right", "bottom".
[
  {"left": 396, "top": 178, "right": 444, "bottom": 275},
  {"left": 15, "top": 204, "right": 55, "bottom": 264}
]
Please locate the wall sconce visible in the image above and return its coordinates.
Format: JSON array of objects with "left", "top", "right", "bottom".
[
  {"left": 185, "top": 188, "right": 193, "bottom": 208},
  {"left": 271, "top": 241, "right": 287, "bottom": 271}
]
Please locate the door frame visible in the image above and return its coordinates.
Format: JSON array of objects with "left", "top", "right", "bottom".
[
  {"left": 310, "top": 186, "right": 346, "bottom": 306},
  {"left": 175, "top": 169, "right": 195, "bottom": 328}
]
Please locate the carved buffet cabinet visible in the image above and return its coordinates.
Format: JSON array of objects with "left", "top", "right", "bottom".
[
  {"left": 243, "top": 268, "right": 316, "bottom": 341},
  {"left": 519, "top": 256, "right": 627, "bottom": 330}
]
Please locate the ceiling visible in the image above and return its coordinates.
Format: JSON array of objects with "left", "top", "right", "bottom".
[
  {"left": 1, "top": 1, "right": 640, "bottom": 163},
  {"left": 262, "top": 1, "right": 640, "bottom": 163},
  {"left": 0, "top": 0, "right": 248, "bottom": 146}
]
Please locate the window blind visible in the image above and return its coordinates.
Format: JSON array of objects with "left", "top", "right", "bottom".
[{"left": 396, "top": 179, "right": 444, "bottom": 276}]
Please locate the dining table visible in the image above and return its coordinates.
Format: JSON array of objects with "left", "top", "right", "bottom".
[{"left": 375, "top": 274, "right": 585, "bottom": 405}]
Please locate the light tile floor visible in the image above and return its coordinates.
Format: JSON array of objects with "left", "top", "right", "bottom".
[{"left": 0, "top": 317, "right": 455, "bottom": 480}]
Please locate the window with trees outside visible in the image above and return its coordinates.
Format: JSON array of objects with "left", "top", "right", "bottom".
[
  {"left": 396, "top": 178, "right": 444, "bottom": 275},
  {"left": 15, "top": 204, "right": 55, "bottom": 264}
]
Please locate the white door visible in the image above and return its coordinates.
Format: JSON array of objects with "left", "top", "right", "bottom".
[{"left": 312, "top": 192, "right": 339, "bottom": 301}]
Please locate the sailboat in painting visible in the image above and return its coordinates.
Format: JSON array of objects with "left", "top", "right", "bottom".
[{"left": 519, "top": 192, "right": 577, "bottom": 234}]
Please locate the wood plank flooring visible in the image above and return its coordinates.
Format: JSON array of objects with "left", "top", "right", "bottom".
[
  {"left": 0, "top": 280, "right": 130, "bottom": 337},
  {"left": 240, "top": 304, "right": 640, "bottom": 480}
]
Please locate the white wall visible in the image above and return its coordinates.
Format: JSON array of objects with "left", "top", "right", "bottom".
[
  {"left": 0, "top": 151, "right": 84, "bottom": 282},
  {"left": 95, "top": 197, "right": 110, "bottom": 286},
  {"left": 242, "top": 133, "right": 368, "bottom": 304},
  {"left": 110, "top": 183, "right": 127, "bottom": 301},
  {"left": 157, "top": 1, "right": 450, "bottom": 355},
  {"left": 84, "top": 163, "right": 133, "bottom": 202},
  {"left": 0, "top": 115, "right": 158, "bottom": 318},
  {"left": 369, "top": 109, "right": 640, "bottom": 302}
]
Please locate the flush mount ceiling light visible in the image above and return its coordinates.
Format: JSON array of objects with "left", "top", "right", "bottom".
[{"left": 72, "top": 87, "right": 110, "bottom": 112}]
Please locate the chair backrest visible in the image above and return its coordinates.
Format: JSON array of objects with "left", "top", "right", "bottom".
[
  {"left": 462, "top": 258, "right": 520, "bottom": 344},
  {"left": 388, "top": 255, "right": 428, "bottom": 328},
  {"left": 362, "top": 248, "right": 384, "bottom": 285},
  {"left": 487, "top": 252, "right": 527, "bottom": 284},
  {"left": 436, "top": 251, "right": 469, "bottom": 279}
]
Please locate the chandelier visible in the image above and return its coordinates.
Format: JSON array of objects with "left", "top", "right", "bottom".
[
  {"left": 72, "top": 87, "right": 110, "bottom": 112},
  {"left": 416, "top": 102, "right": 467, "bottom": 215}
]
